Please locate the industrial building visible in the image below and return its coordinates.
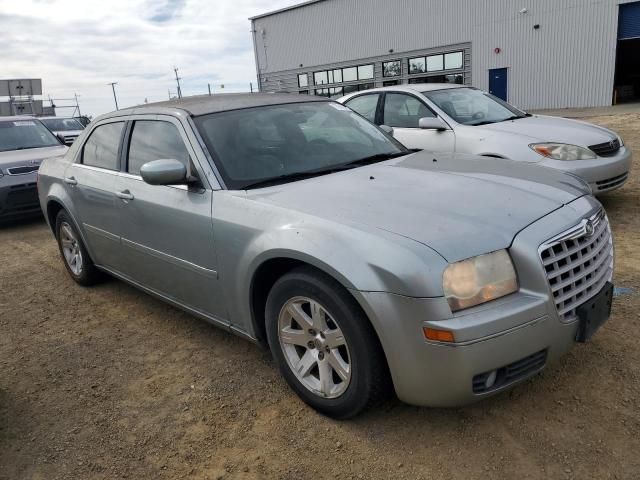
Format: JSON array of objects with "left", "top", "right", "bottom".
[{"left": 250, "top": 0, "right": 640, "bottom": 110}]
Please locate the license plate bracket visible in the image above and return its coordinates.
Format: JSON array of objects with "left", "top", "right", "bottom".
[{"left": 575, "top": 281, "right": 613, "bottom": 343}]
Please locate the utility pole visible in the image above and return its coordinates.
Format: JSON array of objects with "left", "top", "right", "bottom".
[
  {"left": 208, "top": 83, "right": 212, "bottom": 96},
  {"left": 250, "top": 82, "right": 253, "bottom": 93},
  {"left": 173, "top": 67, "right": 182, "bottom": 98},
  {"left": 108, "top": 82, "right": 119, "bottom": 110}
]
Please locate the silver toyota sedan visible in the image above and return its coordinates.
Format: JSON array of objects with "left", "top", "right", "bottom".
[
  {"left": 339, "top": 85, "right": 631, "bottom": 194},
  {"left": 38, "top": 94, "right": 615, "bottom": 418}
]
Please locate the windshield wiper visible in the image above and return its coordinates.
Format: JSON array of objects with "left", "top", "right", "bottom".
[
  {"left": 242, "top": 152, "right": 407, "bottom": 190},
  {"left": 471, "top": 115, "right": 527, "bottom": 126},
  {"left": 338, "top": 151, "right": 408, "bottom": 168}
]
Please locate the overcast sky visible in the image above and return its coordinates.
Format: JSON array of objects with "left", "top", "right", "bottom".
[{"left": 0, "top": 0, "right": 300, "bottom": 117}]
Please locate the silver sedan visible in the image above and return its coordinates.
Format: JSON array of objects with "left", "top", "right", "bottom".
[
  {"left": 38, "top": 94, "right": 615, "bottom": 418},
  {"left": 340, "top": 85, "right": 631, "bottom": 194}
]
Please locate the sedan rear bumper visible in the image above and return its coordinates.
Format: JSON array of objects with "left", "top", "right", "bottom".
[{"left": 0, "top": 172, "right": 41, "bottom": 220}]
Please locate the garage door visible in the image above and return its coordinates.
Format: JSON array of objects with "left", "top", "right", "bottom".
[{"left": 619, "top": 1, "right": 640, "bottom": 39}]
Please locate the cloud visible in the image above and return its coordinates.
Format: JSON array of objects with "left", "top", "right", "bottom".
[{"left": 0, "top": 0, "right": 301, "bottom": 117}]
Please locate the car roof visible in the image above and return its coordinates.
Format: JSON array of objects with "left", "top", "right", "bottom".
[
  {"left": 96, "top": 93, "right": 330, "bottom": 122},
  {"left": 0, "top": 115, "right": 43, "bottom": 122},
  {"left": 340, "top": 83, "right": 468, "bottom": 98}
]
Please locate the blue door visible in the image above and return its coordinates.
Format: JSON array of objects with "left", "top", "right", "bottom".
[{"left": 489, "top": 68, "right": 508, "bottom": 101}]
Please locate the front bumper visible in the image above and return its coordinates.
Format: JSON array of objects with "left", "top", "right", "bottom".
[
  {"left": 351, "top": 196, "right": 607, "bottom": 407},
  {"left": 539, "top": 146, "right": 632, "bottom": 194},
  {"left": 0, "top": 172, "right": 41, "bottom": 220}
]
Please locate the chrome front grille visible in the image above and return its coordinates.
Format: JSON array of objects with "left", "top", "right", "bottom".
[
  {"left": 539, "top": 210, "right": 614, "bottom": 322},
  {"left": 589, "top": 138, "right": 620, "bottom": 157}
]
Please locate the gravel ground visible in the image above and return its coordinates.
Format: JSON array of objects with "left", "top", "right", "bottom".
[{"left": 1, "top": 114, "right": 639, "bottom": 480}]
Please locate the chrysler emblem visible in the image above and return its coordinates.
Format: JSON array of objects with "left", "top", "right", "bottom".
[{"left": 584, "top": 220, "right": 595, "bottom": 237}]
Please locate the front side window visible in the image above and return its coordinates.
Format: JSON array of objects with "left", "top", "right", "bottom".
[
  {"left": 194, "top": 101, "right": 406, "bottom": 189},
  {"left": 127, "top": 120, "right": 190, "bottom": 175},
  {"left": 345, "top": 94, "right": 380, "bottom": 123},
  {"left": 383, "top": 93, "right": 435, "bottom": 128},
  {"left": 424, "top": 87, "right": 525, "bottom": 125},
  {"left": 82, "top": 122, "right": 124, "bottom": 170},
  {"left": 0, "top": 119, "right": 60, "bottom": 152}
]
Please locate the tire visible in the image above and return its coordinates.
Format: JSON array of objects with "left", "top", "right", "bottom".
[
  {"left": 55, "top": 210, "right": 103, "bottom": 286},
  {"left": 265, "top": 266, "right": 389, "bottom": 419}
]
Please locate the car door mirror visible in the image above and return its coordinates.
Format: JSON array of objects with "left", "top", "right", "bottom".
[
  {"left": 379, "top": 124, "right": 394, "bottom": 135},
  {"left": 418, "top": 117, "right": 448, "bottom": 131},
  {"left": 140, "top": 159, "right": 187, "bottom": 186}
]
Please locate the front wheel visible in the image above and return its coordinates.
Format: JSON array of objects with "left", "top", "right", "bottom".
[{"left": 265, "top": 266, "right": 389, "bottom": 419}]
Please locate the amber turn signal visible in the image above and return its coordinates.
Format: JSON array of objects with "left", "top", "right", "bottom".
[{"left": 423, "top": 327, "right": 455, "bottom": 343}]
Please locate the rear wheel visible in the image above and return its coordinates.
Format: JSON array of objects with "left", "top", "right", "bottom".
[
  {"left": 265, "top": 266, "right": 389, "bottom": 419},
  {"left": 55, "top": 210, "right": 103, "bottom": 286}
]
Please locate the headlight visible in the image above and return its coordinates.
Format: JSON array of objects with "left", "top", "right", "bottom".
[
  {"left": 443, "top": 249, "right": 518, "bottom": 312},
  {"left": 529, "top": 143, "right": 596, "bottom": 160},
  {"left": 617, "top": 136, "right": 624, "bottom": 147}
]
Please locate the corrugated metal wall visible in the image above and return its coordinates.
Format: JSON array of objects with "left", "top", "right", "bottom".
[{"left": 252, "top": 0, "right": 630, "bottom": 109}]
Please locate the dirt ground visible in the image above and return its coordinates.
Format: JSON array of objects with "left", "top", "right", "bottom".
[{"left": 1, "top": 114, "right": 639, "bottom": 480}]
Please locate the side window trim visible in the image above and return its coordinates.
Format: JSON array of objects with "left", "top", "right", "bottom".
[
  {"left": 79, "top": 119, "right": 126, "bottom": 171},
  {"left": 381, "top": 91, "right": 438, "bottom": 129}
]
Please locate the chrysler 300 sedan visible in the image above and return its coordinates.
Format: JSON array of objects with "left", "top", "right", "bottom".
[
  {"left": 38, "top": 94, "right": 615, "bottom": 418},
  {"left": 1, "top": 116, "right": 67, "bottom": 221},
  {"left": 339, "top": 85, "right": 631, "bottom": 194}
]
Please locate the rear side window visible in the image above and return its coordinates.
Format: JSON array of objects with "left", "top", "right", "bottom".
[
  {"left": 344, "top": 94, "right": 380, "bottom": 123},
  {"left": 127, "top": 120, "right": 190, "bottom": 175},
  {"left": 383, "top": 93, "right": 435, "bottom": 128},
  {"left": 82, "top": 122, "right": 124, "bottom": 170}
]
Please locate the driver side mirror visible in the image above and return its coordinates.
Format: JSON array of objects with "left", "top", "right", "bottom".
[
  {"left": 379, "top": 124, "right": 394, "bottom": 136},
  {"left": 418, "top": 117, "right": 448, "bottom": 131},
  {"left": 140, "top": 159, "right": 188, "bottom": 186}
]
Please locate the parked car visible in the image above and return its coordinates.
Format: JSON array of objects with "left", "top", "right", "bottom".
[
  {"left": 39, "top": 116, "right": 85, "bottom": 146},
  {"left": 339, "top": 85, "right": 631, "bottom": 194},
  {"left": 38, "top": 94, "right": 614, "bottom": 418},
  {"left": 0, "top": 116, "right": 67, "bottom": 221}
]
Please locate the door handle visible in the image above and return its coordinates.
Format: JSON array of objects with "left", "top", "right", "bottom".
[
  {"left": 116, "top": 190, "right": 134, "bottom": 201},
  {"left": 64, "top": 176, "right": 78, "bottom": 186}
]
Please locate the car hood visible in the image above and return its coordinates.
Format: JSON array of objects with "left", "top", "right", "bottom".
[
  {"left": 476, "top": 115, "right": 617, "bottom": 146},
  {"left": 0, "top": 145, "right": 68, "bottom": 169},
  {"left": 244, "top": 151, "right": 589, "bottom": 262}
]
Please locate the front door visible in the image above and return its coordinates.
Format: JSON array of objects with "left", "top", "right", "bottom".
[
  {"left": 115, "top": 116, "right": 226, "bottom": 321},
  {"left": 489, "top": 68, "right": 508, "bottom": 101},
  {"left": 381, "top": 92, "right": 455, "bottom": 152},
  {"left": 64, "top": 120, "right": 125, "bottom": 268}
]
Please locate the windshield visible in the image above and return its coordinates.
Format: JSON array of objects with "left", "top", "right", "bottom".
[
  {"left": 0, "top": 119, "right": 61, "bottom": 152},
  {"left": 194, "top": 101, "right": 407, "bottom": 189},
  {"left": 424, "top": 88, "right": 526, "bottom": 125},
  {"left": 40, "top": 118, "right": 84, "bottom": 132}
]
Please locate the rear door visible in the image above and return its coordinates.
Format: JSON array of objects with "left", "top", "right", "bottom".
[
  {"left": 381, "top": 92, "right": 455, "bottom": 153},
  {"left": 64, "top": 120, "right": 125, "bottom": 268},
  {"left": 114, "top": 115, "right": 226, "bottom": 320}
]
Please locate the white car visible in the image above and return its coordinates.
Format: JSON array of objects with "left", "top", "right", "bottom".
[{"left": 339, "top": 85, "right": 631, "bottom": 193}]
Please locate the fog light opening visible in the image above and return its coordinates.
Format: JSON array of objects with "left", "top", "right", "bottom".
[{"left": 485, "top": 370, "right": 497, "bottom": 389}]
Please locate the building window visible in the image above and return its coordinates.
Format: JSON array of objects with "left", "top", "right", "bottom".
[
  {"left": 409, "top": 51, "right": 463, "bottom": 77},
  {"left": 383, "top": 60, "right": 401, "bottom": 77},
  {"left": 299, "top": 90, "right": 309, "bottom": 95},
  {"left": 298, "top": 73, "right": 308, "bottom": 88},
  {"left": 357, "top": 64, "right": 374, "bottom": 80},
  {"left": 342, "top": 67, "right": 358, "bottom": 82},
  {"left": 383, "top": 80, "right": 400, "bottom": 86},
  {"left": 426, "top": 54, "right": 443, "bottom": 72},
  {"left": 444, "top": 51, "right": 463, "bottom": 70},
  {"left": 333, "top": 69, "right": 343, "bottom": 83},
  {"left": 314, "top": 71, "right": 329, "bottom": 86},
  {"left": 409, "top": 57, "right": 426, "bottom": 74}
]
